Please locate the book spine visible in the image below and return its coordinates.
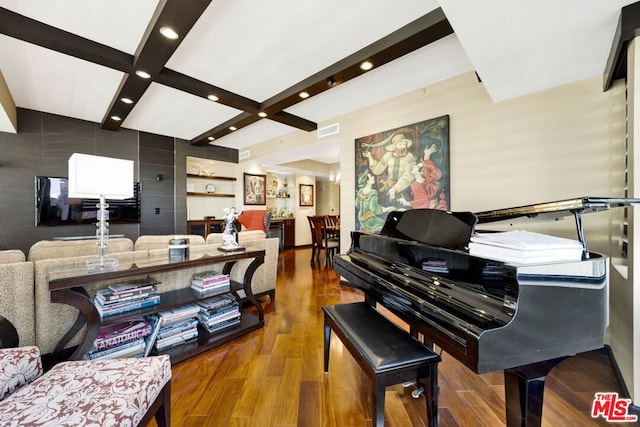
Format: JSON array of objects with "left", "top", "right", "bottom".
[
  {"left": 143, "top": 315, "right": 164, "bottom": 357},
  {"left": 96, "top": 291, "right": 153, "bottom": 305},
  {"left": 90, "top": 341, "right": 146, "bottom": 360},
  {"left": 88, "top": 338, "right": 144, "bottom": 359},
  {"left": 94, "top": 326, "right": 152, "bottom": 351},
  {"left": 192, "top": 275, "right": 230, "bottom": 286},
  {"left": 157, "top": 318, "right": 199, "bottom": 339},
  {"left": 109, "top": 284, "right": 156, "bottom": 295},
  {"left": 98, "top": 296, "right": 161, "bottom": 318}
]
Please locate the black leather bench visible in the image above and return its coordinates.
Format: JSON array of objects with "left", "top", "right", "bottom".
[{"left": 323, "top": 302, "right": 440, "bottom": 427}]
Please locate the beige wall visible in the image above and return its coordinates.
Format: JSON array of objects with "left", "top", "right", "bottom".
[
  {"left": 617, "top": 37, "right": 640, "bottom": 403},
  {"left": 247, "top": 70, "right": 635, "bottom": 397}
]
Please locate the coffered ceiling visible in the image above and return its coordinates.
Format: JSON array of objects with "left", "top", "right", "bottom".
[{"left": 0, "top": 0, "right": 636, "bottom": 170}]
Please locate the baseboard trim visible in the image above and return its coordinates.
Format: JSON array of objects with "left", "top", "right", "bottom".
[{"left": 600, "top": 345, "right": 639, "bottom": 415}]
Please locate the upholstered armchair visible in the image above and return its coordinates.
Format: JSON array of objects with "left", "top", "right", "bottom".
[
  {"left": 237, "top": 209, "right": 272, "bottom": 233},
  {"left": 0, "top": 316, "right": 172, "bottom": 426}
]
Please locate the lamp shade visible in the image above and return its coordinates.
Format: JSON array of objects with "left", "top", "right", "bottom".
[{"left": 68, "top": 153, "right": 134, "bottom": 199}]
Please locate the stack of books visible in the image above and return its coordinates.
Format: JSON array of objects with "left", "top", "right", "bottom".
[
  {"left": 196, "top": 293, "right": 241, "bottom": 334},
  {"left": 86, "top": 318, "right": 151, "bottom": 360},
  {"left": 153, "top": 304, "right": 201, "bottom": 352},
  {"left": 94, "top": 279, "right": 160, "bottom": 318},
  {"left": 190, "top": 271, "right": 230, "bottom": 294},
  {"left": 468, "top": 230, "right": 584, "bottom": 264}
]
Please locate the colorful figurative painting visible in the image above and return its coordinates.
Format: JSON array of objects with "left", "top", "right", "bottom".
[{"left": 354, "top": 115, "right": 450, "bottom": 233}]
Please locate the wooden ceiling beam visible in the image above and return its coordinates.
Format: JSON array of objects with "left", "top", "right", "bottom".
[
  {"left": 101, "top": 0, "right": 212, "bottom": 130},
  {"left": 0, "top": 7, "right": 132, "bottom": 72},
  {"left": 194, "top": 7, "right": 451, "bottom": 146}
]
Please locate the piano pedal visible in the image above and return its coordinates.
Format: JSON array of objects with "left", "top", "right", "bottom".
[
  {"left": 411, "top": 386, "right": 425, "bottom": 399},
  {"left": 401, "top": 380, "right": 425, "bottom": 399}
]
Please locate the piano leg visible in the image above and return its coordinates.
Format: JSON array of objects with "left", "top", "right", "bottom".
[{"left": 503, "top": 357, "right": 567, "bottom": 427}]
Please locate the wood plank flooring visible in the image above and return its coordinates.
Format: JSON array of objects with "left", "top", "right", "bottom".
[{"left": 151, "top": 247, "right": 628, "bottom": 427}]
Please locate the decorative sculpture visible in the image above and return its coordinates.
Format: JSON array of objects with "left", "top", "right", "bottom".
[{"left": 220, "top": 207, "right": 244, "bottom": 252}]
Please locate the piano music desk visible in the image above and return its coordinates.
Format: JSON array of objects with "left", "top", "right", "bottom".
[{"left": 323, "top": 302, "right": 440, "bottom": 427}]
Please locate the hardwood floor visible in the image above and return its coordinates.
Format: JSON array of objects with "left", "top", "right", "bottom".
[{"left": 152, "top": 247, "right": 628, "bottom": 427}]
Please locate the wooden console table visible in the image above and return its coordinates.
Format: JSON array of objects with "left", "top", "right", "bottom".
[{"left": 48, "top": 249, "right": 265, "bottom": 364}]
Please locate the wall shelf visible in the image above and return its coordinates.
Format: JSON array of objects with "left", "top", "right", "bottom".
[
  {"left": 187, "top": 192, "right": 235, "bottom": 198},
  {"left": 187, "top": 174, "right": 236, "bottom": 181}
]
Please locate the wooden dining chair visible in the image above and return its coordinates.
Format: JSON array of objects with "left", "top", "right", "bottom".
[{"left": 308, "top": 216, "right": 339, "bottom": 266}]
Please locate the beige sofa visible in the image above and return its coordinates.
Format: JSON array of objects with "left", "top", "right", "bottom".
[
  {"left": 0, "top": 251, "right": 34, "bottom": 347},
  {"left": 3, "top": 232, "right": 278, "bottom": 356}
]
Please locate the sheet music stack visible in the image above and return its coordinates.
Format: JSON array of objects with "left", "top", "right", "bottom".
[
  {"left": 468, "top": 230, "right": 584, "bottom": 264},
  {"left": 153, "top": 304, "right": 200, "bottom": 352},
  {"left": 196, "top": 293, "right": 241, "bottom": 334},
  {"left": 190, "top": 271, "right": 231, "bottom": 294}
]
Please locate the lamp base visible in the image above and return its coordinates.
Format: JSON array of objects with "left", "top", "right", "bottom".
[{"left": 86, "top": 255, "right": 119, "bottom": 273}]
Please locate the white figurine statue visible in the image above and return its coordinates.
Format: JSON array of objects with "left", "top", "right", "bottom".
[{"left": 221, "top": 207, "right": 242, "bottom": 250}]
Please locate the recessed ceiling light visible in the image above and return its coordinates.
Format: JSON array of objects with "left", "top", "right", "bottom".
[
  {"left": 258, "top": 112, "right": 267, "bottom": 118},
  {"left": 159, "top": 26, "right": 179, "bottom": 40},
  {"left": 207, "top": 94, "right": 219, "bottom": 102},
  {"left": 360, "top": 61, "right": 373, "bottom": 71},
  {"left": 110, "top": 116, "right": 122, "bottom": 121},
  {"left": 299, "top": 91, "right": 310, "bottom": 99},
  {"left": 120, "top": 97, "right": 133, "bottom": 104},
  {"left": 207, "top": 136, "right": 215, "bottom": 141},
  {"left": 135, "top": 70, "right": 151, "bottom": 79},
  {"left": 229, "top": 126, "right": 237, "bottom": 131}
]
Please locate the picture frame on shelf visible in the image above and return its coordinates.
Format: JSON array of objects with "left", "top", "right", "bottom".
[
  {"left": 299, "top": 184, "right": 314, "bottom": 207},
  {"left": 243, "top": 173, "right": 266, "bottom": 205}
]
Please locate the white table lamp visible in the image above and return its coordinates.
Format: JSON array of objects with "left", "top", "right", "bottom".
[{"left": 68, "top": 153, "right": 134, "bottom": 272}]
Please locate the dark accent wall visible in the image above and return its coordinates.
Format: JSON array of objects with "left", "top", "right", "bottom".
[
  {"left": 0, "top": 108, "right": 238, "bottom": 254},
  {"left": 139, "top": 133, "right": 175, "bottom": 235}
]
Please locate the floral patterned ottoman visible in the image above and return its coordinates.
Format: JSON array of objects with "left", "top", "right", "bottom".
[{"left": 0, "top": 346, "right": 171, "bottom": 427}]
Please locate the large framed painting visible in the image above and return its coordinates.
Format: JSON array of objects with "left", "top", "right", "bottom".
[
  {"left": 354, "top": 115, "right": 450, "bottom": 233},
  {"left": 243, "top": 173, "right": 266, "bottom": 205}
]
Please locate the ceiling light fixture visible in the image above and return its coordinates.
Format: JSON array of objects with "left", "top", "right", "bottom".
[
  {"left": 110, "top": 116, "right": 122, "bottom": 121},
  {"left": 159, "top": 26, "right": 179, "bottom": 40},
  {"left": 327, "top": 76, "right": 336, "bottom": 87},
  {"left": 135, "top": 70, "right": 151, "bottom": 79},
  {"left": 258, "top": 112, "right": 267, "bottom": 118},
  {"left": 207, "top": 136, "right": 215, "bottom": 141},
  {"left": 229, "top": 126, "right": 237, "bottom": 131},
  {"left": 120, "top": 97, "right": 133, "bottom": 104},
  {"left": 360, "top": 60, "right": 373, "bottom": 71},
  {"left": 299, "top": 91, "right": 310, "bottom": 99},
  {"left": 207, "top": 94, "right": 219, "bottom": 102}
]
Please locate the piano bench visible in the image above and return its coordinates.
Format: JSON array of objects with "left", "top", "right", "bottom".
[{"left": 323, "top": 302, "right": 440, "bottom": 427}]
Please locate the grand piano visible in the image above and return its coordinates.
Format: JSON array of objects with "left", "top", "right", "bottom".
[{"left": 334, "top": 197, "right": 639, "bottom": 427}]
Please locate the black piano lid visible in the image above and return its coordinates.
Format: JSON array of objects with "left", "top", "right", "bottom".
[
  {"left": 474, "top": 196, "right": 640, "bottom": 254},
  {"left": 475, "top": 196, "right": 640, "bottom": 224}
]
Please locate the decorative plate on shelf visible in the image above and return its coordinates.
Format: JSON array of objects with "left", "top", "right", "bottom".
[{"left": 205, "top": 183, "right": 216, "bottom": 193}]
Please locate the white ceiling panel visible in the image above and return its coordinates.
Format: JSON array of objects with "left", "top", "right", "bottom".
[
  {"left": 439, "top": 0, "right": 635, "bottom": 102},
  {"left": 0, "top": 0, "right": 159, "bottom": 54},
  {"left": 124, "top": 83, "right": 242, "bottom": 140},
  {"left": 166, "top": 0, "right": 440, "bottom": 100},
  {"left": 212, "top": 118, "right": 297, "bottom": 150},
  {"left": 0, "top": 35, "right": 123, "bottom": 123},
  {"left": 286, "top": 34, "right": 473, "bottom": 122}
]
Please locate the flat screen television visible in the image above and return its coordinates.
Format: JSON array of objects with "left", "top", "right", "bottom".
[{"left": 35, "top": 176, "right": 141, "bottom": 226}]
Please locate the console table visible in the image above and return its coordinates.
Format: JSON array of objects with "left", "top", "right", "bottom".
[{"left": 48, "top": 249, "right": 265, "bottom": 364}]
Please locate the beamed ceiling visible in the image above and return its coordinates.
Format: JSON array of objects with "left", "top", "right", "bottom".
[{"left": 0, "top": 0, "right": 638, "bottom": 172}]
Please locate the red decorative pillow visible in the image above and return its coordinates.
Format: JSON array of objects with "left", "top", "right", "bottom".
[{"left": 238, "top": 210, "right": 268, "bottom": 232}]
